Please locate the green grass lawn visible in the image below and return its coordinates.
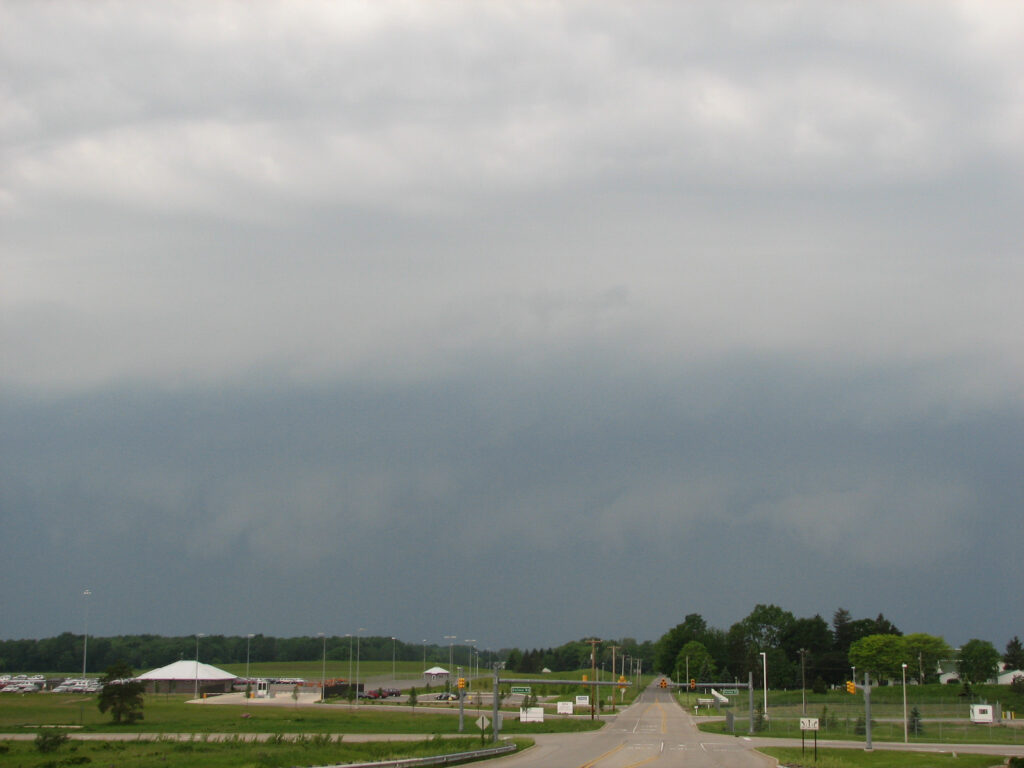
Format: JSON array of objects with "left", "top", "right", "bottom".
[
  {"left": 0, "top": 734, "right": 531, "bottom": 768},
  {"left": 0, "top": 694, "right": 603, "bottom": 735},
  {"left": 758, "top": 746, "right": 1012, "bottom": 768},
  {"left": 685, "top": 682, "right": 1024, "bottom": 747},
  {"left": 700, "top": 715, "right": 1024, "bottom": 746}
]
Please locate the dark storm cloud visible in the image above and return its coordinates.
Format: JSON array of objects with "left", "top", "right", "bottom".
[
  {"left": 3, "top": 358, "right": 1021, "bottom": 647},
  {"left": 2, "top": 1, "right": 1022, "bottom": 648}
]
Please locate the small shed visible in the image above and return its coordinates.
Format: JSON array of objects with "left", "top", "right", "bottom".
[{"left": 423, "top": 666, "right": 449, "bottom": 684}]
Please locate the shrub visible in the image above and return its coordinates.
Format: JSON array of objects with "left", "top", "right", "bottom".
[{"left": 34, "top": 731, "right": 68, "bottom": 753}]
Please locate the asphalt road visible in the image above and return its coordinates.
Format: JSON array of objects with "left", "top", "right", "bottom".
[{"left": 490, "top": 685, "right": 773, "bottom": 768}]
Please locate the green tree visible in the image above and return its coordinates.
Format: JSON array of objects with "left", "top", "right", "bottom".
[
  {"left": 408, "top": 686, "right": 418, "bottom": 707},
  {"left": 957, "top": 639, "right": 1000, "bottom": 685},
  {"left": 675, "top": 641, "right": 715, "bottom": 682},
  {"left": 848, "top": 634, "right": 904, "bottom": 682},
  {"left": 901, "top": 633, "right": 951, "bottom": 684},
  {"left": 97, "top": 661, "right": 144, "bottom": 724},
  {"left": 1004, "top": 636, "right": 1024, "bottom": 672}
]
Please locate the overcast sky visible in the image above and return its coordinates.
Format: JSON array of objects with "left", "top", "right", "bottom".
[{"left": 2, "top": 1, "right": 1022, "bottom": 654}]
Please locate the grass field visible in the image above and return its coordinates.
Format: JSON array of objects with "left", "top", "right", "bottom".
[
  {"left": 758, "top": 746, "right": 1011, "bottom": 768},
  {"left": 0, "top": 734, "right": 531, "bottom": 768},
  {"left": 685, "top": 682, "right": 1024, "bottom": 746},
  {"left": 0, "top": 694, "right": 604, "bottom": 735}
]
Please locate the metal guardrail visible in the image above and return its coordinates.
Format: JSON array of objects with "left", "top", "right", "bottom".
[{"left": 311, "top": 742, "right": 517, "bottom": 768}]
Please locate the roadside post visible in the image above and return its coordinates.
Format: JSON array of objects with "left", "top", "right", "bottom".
[
  {"left": 800, "top": 717, "right": 819, "bottom": 760},
  {"left": 863, "top": 672, "right": 873, "bottom": 751}
]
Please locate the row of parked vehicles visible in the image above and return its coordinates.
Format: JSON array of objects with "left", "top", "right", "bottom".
[
  {"left": 0, "top": 674, "right": 47, "bottom": 693},
  {"left": 0, "top": 675, "right": 102, "bottom": 694}
]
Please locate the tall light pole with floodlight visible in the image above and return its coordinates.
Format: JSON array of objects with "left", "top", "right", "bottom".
[
  {"left": 902, "top": 663, "right": 908, "bottom": 742},
  {"left": 246, "top": 633, "right": 255, "bottom": 690},
  {"left": 81, "top": 589, "right": 91, "bottom": 678},
  {"left": 760, "top": 652, "right": 768, "bottom": 720},
  {"left": 464, "top": 639, "right": 476, "bottom": 689},
  {"left": 194, "top": 633, "right": 206, "bottom": 700},
  {"left": 356, "top": 628, "right": 365, "bottom": 698},
  {"left": 444, "top": 635, "right": 456, "bottom": 688},
  {"left": 318, "top": 633, "right": 327, "bottom": 702},
  {"left": 345, "top": 634, "right": 353, "bottom": 702}
]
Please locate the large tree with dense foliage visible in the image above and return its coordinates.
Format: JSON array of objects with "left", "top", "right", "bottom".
[
  {"left": 901, "top": 634, "right": 951, "bottom": 684},
  {"left": 654, "top": 614, "right": 707, "bottom": 674},
  {"left": 848, "top": 634, "right": 905, "bottom": 682},
  {"left": 675, "top": 641, "right": 716, "bottom": 682},
  {"left": 1004, "top": 637, "right": 1024, "bottom": 672},
  {"left": 957, "top": 639, "right": 1001, "bottom": 685},
  {"left": 727, "top": 604, "right": 796, "bottom": 686},
  {"left": 96, "top": 661, "right": 144, "bottom": 724}
]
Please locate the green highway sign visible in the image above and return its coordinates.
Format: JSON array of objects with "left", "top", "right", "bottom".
[
  {"left": 511, "top": 686, "right": 531, "bottom": 694},
  {"left": 722, "top": 689, "right": 738, "bottom": 695}
]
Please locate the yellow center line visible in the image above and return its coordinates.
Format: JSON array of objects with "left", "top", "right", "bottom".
[
  {"left": 577, "top": 741, "right": 626, "bottom": 768},
  {"left": 623, "top": 753, "right": 662, "bottom": 768}
]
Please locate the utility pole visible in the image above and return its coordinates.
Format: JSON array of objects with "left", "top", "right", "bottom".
[
  {"left": 608, "top": 645, "right": 620, "bottom": 711},
  {"left": 587, "top": 638, "right": 600, "bottom": 720},
  {"left": 799, "top": 648, "right": 807, "bottom": 715}
]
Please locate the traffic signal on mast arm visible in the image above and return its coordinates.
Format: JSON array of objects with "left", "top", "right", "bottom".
[
  {"left": 457, "top": 677, "right": 466, "bottom": 689},
  {"left": 660, "top": 678, "right": 668, "bottom": 688},
  {"left": 846, "top": 680, "right": 856, "bottom": 694},
  {"left": 690, "top": 679, "right": 696, "bottom": 690}
]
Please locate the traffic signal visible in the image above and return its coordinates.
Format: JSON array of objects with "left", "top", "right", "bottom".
[
  {"left": 618, "top": 675, "right": 627, "bottom": 690},
  {"left": 660, "top": 678, "right": 667, "bottom": 688},
  {"left": 457, "top": 677, "right": 466, "bottom": 689},
  {"left": 690, "top": 678, "right": 696, "bottom": 690},
  {"left": 846, "top": 680, "right": 856, "bottom": 694}
]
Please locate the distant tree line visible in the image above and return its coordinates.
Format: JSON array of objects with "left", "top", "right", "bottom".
[
  {"left": 649, "top": 606, "right": 1020, "bottom": 689},
  {"left": 4, "top": 621, "right": 1019, "bottom": 685},
  {"left": 0, "top": 633, "right": 499, "bottom": 675},
  {"left": 504, "top": 638, "right": 655, "bottom": 675}
]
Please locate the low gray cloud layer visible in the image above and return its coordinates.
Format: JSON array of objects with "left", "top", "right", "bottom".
[{"left": 2, "top": 1, "right": 1022, "bottom": 650}]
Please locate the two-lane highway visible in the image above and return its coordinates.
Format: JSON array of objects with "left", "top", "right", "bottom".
[{"left": 493, "top": 684, "right": 771, "bottom": 768}]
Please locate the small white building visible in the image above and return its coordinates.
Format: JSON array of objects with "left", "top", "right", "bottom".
[{"left": 423, "top": 666, "right": 449, "bottom": 684}]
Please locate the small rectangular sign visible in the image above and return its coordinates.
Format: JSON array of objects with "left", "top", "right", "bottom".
[
  {"left": 722, "top": 689, "right": 738, "bottom": 695},
  {"left": 511, "top": 686, "right": 531, "bottom": 694},
  {"left": 520, "top": 706, "right": 544, "bottom": 723},
  {"left": 557, "top": 701, "right": 574, "bottom": 714},
  {"left": 575, "top": 695, "right": 590, "bottom": 706},
  {"left": 800, "top": 718, "right": 820, "bottom": 731}
]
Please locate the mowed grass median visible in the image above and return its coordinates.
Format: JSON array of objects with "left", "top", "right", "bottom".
[
  {"left": 0, "top": 693, "right": 603, "bottom": 735},
  {"left": 0, "top": 735, "right": 531, "bottom": 768},
  {"left": 758, "top": 746, "right": 1013, "bottom": 768}
]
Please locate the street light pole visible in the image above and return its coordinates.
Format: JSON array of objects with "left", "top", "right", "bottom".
[
  {"left": 760, "top": 652, "right": 768, "bottom": 721},
  {"left": 319, "top": 633, "right": 326, "bottom": 702},
  {"left": 194, "top": 633, "right": 206, "bottom": 700},
  {"left": 81, "top": 589, "right": 91, "bottom": 678},
  {"left": 246, "top": 633, "right": 254, "bottom": 691},
  {"left": 799, "top": 648, "right": 807, "bottom": 715},
  {"left": 391, "top": 637, "right": 397, "bottom": 683},
  {"left": 444, "top": 635, "right": 456, "bottom": 689},
  {"left": 345, "top": 634, "right": 353, "bottom": 702},
  {"left": 465, "top": 639, "right": 476, "bottom": 690},
  {"left": 356, "top": 628, "right": 365, "bottom": 698},
  {"left": 902, "top": 663, "right": 908, "bottom": 743}
]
